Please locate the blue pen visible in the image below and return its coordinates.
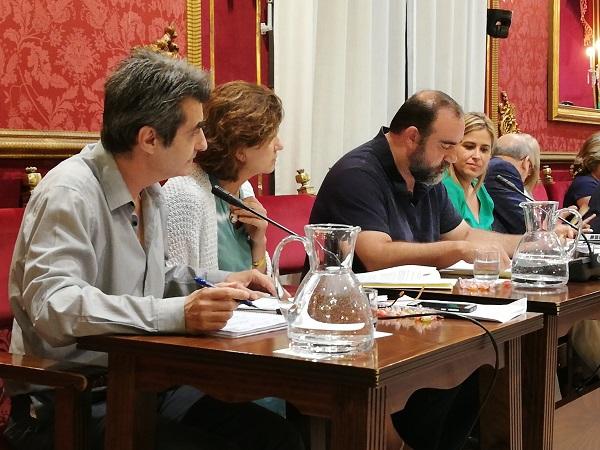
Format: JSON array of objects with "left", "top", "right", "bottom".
[{"left": 194, "top": 276, "right": 257, "bottom": 308}]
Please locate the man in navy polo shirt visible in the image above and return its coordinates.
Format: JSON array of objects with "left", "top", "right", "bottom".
[
  {"left": 310, "top": 90, "right": 520, "bottom": 274},
  {"left": 310, "top": 90, "right": 521, "bottom": 450}
]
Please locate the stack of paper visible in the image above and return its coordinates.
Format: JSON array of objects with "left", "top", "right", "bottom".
[
  {"left": 440, "top": 260, "right": 512, "bottom": 278},
  {"left": 461, "top": 298, "right": 527, "bottom": 323},
  {"left": 356, "top": 265, "right": 457, "bottom": 290},
  {"left": 210, "top": 310, "right": 287, "bottom": 338},
  {"left": 237, "top": 296, "right": 281, "bottom": 314}
]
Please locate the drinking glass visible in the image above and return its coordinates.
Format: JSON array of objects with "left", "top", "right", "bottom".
[
  {"left": 362, "top": 287, "right": 379, "bottom": 328},
  {"left": 473, "top": 249, "right": 500, "bottom": 281}
]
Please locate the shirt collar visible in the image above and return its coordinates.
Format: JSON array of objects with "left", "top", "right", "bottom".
[
  {"left": 371, "top": 126, "right": 434, "bottom": 203},
  {"left": 81, "top": 141, "right": 162, "bottom": 212}
]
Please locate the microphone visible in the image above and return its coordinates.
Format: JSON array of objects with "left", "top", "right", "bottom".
[
  {"left": 495, "top": 175, "right": 583, "bottom": 233},
  {"left": 211, "top": 185, "right": 299, "bottom": 237},
  {"left": 495, "top": 175, "right": 600, "bottom": 278}
]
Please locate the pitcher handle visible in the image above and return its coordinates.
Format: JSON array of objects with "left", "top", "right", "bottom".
[
  {"left": 556, "top": 208, "right": 582, "bottom": 257},
  {"left": 272, "top": 235, "right": 312, "bottom": 311}
]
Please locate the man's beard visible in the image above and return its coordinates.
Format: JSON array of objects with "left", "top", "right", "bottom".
[{"left": 409, "top": 139, "right": 448, "bottom": 186}]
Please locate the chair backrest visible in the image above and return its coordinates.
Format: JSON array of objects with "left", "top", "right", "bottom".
[
  {"left": 541, "top": 166, "right": 572, "bottom": 208},
  {"left": 257, "top": 194, "right": 315, "bottom": 275},
  {"left": 532, "top": 182, "right": 549, "bottom": 201},
  {"left": 0, "top": 208, "right": 24, "bottom": 330}
]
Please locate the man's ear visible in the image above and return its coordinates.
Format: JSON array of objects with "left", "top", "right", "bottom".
[
  {"left": 404, "top": 126, "right": 420, "bottom": 149},
  {"left": 137, "top": 126, "right": 158, "bottom": 155}
]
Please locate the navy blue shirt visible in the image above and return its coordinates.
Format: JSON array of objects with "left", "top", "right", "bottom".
[
  {"left": 563, "top": 175, "right": 598, "bottom": 208},
  {"left": 309, "top": 128, "right": 463, "bottom": 273},
  {"left": 484, "top": 157, "right": 528, "bottom": 234}
]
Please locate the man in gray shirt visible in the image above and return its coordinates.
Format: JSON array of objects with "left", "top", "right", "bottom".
[{"left": 6, "top": 50, "right": 303, "bottom": 450}]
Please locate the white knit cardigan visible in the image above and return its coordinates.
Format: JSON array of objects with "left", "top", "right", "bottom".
[{"left": 163, "top": 165, "right": 265, "bottom": 272}]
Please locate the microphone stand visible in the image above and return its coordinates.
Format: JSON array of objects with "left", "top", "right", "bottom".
[
  {"left": 494, "top": 175, "right": 594, "bottom": 256},
  {"left": 211, "top": 185, "right": 299, "bottom": 237}
]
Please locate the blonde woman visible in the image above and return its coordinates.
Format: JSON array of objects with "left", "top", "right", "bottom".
[
  {"left": 442, "top": 112, "right": 497, "bottom": 230},
  {"left": 564, "top": 131, "right": 600, "bottom": 212}
]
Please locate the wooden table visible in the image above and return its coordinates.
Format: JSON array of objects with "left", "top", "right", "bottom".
[
  {"left": 78, "top": 313, "right": 542, "bottom": 450},
  {"left": 404, "top": 280, "right": 600, "bottom": 450}
]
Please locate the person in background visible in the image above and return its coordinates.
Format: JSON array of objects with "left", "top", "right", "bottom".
[
  {"left": 5, "top": 50, "right": 303, "bottom": 450},
  {"left": 563, "top": 131, "right": 600, "bottom": 213},
  {"left": 309, "top": 90, "right": 524, "bottom": 450},
  {"left": 484, "top": 133, "right": 541, "bottom": 234},
  {"left": 442, "top": 112, "right": 496, "bottom": 230},
  {"left": 164, "top": 81, "right": 284, "bottom": 275}
]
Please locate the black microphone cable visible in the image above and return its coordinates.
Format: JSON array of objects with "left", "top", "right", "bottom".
[{"left": 380, "top": 311, "right": 499, "bottom": 450}]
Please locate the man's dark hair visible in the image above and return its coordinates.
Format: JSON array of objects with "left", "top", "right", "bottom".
[
  {"left": 389, "top": 90, "right": 463, "bottom": 139},
  {"left": 101, "top": 49, "right": 211, "bottom": 154}
]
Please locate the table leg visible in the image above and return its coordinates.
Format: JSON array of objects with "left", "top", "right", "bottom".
[
  {"left": 522, "top": 316, "right": 557, "bottom": 450},
  {"left": 330, "top": 386, "right": 387, "bottom": 450},
  {"left": 480, "top": 337, "right": 523, "bottom": 450},
  {"left": 105, "top": 353, "right": 156, "bottom": 450}
]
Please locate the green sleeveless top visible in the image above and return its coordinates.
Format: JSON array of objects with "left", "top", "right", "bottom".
[{"left": 442, "top": 172, "right": 495, "bottom": 231}]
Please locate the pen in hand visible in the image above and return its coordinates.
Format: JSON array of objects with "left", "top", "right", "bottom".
[{"left": 194, "top": 277, "right": 258, "bottom": 308}]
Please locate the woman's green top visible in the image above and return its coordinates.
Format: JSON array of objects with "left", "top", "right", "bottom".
[
  {"left": 211, "top": 177, "right": 253, "bottom": 271},
  {"left": 442, "top": 172, "right": 495, "bottom": 231}
]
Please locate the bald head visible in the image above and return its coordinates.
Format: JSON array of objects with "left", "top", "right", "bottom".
[
  {"left": 494, "top": 133, "right": 539, "bottom": 160},
  {"left": 389, "top": 90, "right": 463, "bottom": 139}
]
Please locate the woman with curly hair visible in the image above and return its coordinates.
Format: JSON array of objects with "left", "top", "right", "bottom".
[
  {"left": 563, "top": 132, "right": 600, "bottom": 212},
  {"left": 164, "top": 81, "right": 283, "bottom": 274}
]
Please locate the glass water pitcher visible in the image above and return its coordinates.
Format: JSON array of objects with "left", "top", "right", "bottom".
[
  {"left": 272, "top": 224, "right": 374, "bottom": 354},
  {"left": 511, "top": 201, "right": 582, "bottom": 288}
]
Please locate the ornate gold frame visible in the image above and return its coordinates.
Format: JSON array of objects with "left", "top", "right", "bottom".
[
  {"left": 0, "top": 0, "right": 202, "bottom": 159},
  {"left": 548, "top": 0, "right": 600, "bottom": 124},
  {"left": 485, "top": 0, "right": 500, "bottom": 125}
]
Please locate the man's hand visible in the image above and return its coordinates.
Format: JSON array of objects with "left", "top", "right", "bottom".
[
  {"left": 459, "top": 242, "right": 511, "bottom": 270},
  {"left": 184, "top": 284, "right": 251, "bottom": 332},
  {"left": 226, "top": 269, "right": 276, "bottom": 296}
]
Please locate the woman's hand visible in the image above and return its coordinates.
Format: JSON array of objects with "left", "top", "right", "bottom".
[{"left": 230, "top": 197, "right": 268, "bottom": 244}]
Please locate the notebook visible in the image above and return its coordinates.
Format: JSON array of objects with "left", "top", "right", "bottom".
[
  {"left": 356, "top": 265, "right": 457, "bottom": 290},
  {"left": 210, "top": 310, "right": 287, "bottom": 338}
]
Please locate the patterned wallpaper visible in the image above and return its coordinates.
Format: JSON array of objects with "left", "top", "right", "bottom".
[
  {"left": 0, "top": 0, "right": 187, "bottom": 132},
  {"left": 498, "top": 0, "right": 600, "bottom": 153}
]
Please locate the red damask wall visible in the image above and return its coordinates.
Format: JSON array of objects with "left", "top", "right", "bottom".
[
  {"left": 498, "top": 0, "right": 600, "bottom": 152},
  {"left": 0, "top": 0, "right": 188, "bottom": 132}
]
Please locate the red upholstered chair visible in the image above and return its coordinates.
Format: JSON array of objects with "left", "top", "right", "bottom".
[
  {"left": 532, "top": 181, "right": 549, "bottom": 201},
  {"left": 257, "top": 194, "right": 316, "bottom": 275},
  {"left": 542, "top": 166, "right": 572, "bottom": 208}
]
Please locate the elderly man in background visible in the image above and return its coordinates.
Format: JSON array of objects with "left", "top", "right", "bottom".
[{"left": 484, "top": 133, "right": 541, "bottom": 234}]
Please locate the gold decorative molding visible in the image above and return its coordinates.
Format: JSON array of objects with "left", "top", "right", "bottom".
[
  {"left": 209, "top": 0, "right": 215, "bottom": 86},
  {"left": 0, "top": 0, "right": 202, "bottom": 160},
  {"left": 256, "top": 0, "right": 262, "bottom": 85},
  {"left": 548, "top": 0, "right": 600, "bottom": 124},
  {"left": 186, "top": 0, "right": 202, "bottom": 68},
  {"left": 498, "top": 91, "right": 520, "bottom": 135},
  {"left": 540, "top": 152, "right": 577, "bottom": 164},
  {"left": 485, "top": 0, "right": 500, "bottom": 125}
]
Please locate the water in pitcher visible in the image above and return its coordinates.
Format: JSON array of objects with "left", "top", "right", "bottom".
[{"left": 272, "top": 224, "right": 374, "bottom": 354}]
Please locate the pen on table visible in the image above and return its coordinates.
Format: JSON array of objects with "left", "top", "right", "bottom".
[{"left": 193, "top": 276, "right": 258, "bottom": 308}]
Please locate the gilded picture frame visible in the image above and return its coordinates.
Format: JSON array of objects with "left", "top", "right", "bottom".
[
  {"left": 0, "top": 0, "right": 202, "bottom": 159},
  {"left": 548, "top": 0, "right": 600, "bottom": 125}
]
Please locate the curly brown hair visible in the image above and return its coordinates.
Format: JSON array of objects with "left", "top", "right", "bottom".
[
  {"left": 197, "top": 81, "right": 283, "bottom": 180},
  {"left": 572, "top": 131, "right": 600, "bottom": 177}
]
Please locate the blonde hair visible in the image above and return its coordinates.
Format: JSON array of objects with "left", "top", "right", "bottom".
[
  {"left": 572, "top": 132, "right": 600, "bottom": 177},
  {"left": 448, "top": 112, "right": 497, "bottom": 193}
]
